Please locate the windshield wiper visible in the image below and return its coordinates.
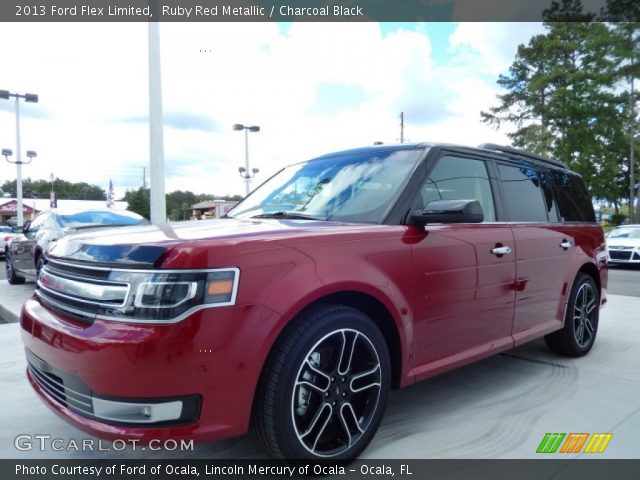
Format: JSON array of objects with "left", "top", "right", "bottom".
[{"left": 251, "top": 211, "right": 325, "bottom": 221}]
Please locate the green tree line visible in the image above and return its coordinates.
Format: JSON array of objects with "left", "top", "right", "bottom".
[
  {"left": 1, "top": 178, "right": 242, "bottom": 221},
  {"left": 1, "top": 178, "right": 105, "bottom": 200},
  {"left": 482, "top": 0, "right": 639, "bottom": 221},
  {"left": 124, "top": 187, "right": 243, "bottom": 221}
]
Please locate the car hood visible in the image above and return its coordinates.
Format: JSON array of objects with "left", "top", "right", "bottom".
[
  {"left": 46, "top": 218, "right": 370, "bottom": 267},
  {"left": 606, "top": 238, "right": 640, "bottom": 247}
]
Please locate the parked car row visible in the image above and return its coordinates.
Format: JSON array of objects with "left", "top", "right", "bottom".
[{"left": 4, "top": 208, "right": 148, "bottom": 284}]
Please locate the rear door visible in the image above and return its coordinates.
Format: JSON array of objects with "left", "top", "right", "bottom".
[
  {"left": 496, "top": 163, "right": 573, "bottom": 344},
  {"left": 409, "top": 152, "right": 516, "bottom": 378}
]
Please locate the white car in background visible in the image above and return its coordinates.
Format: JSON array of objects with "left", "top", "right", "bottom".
[
  {"left": 606, "top": 224, "right": 640, "bottom": 266},
  {"left": 0, "top": 225, "right": 14, "bottom": 259}
]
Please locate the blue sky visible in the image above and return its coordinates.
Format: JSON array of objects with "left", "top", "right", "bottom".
[{"left": 0, "top": 22, "right": 544, "bottom": 198}]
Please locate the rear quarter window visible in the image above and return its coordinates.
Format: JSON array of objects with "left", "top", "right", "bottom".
[
  {"left": 497, "top": 164, "right": 549, "bottom": 222},
  {"left": 550, "top": 171, "right": 596, "bottom": 222}
]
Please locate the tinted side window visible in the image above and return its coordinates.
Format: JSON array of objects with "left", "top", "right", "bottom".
[
  {"left": 420, "top": 155, "right": 496, "bottom": 221},
  {"left": 540, "top": 172, "right": 560, "bottom": 222},
  {"left": 497, "top": 164, "right": 548, "bottom": 222},
  {"left": 550, "top": 172, "right": 596, "bottom": 222}
]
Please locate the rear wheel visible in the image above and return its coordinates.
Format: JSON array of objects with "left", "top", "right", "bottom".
[
  {"left": 5, "top": 253, "right": 25, "bottom": 285},
  {"left": 252, "top": 305, "right": 391, "bottom": 459},
  {"left": 544, "top": 273, "right": 599, "bottom": 357}
]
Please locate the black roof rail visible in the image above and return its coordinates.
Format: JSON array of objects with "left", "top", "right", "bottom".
[{"left": 477, "top": 143, "right": 568, "bottom": 169}]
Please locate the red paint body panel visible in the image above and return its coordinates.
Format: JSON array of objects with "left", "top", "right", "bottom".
[{"left": 20, "top": 216, "right": 607, "bottom": 443}]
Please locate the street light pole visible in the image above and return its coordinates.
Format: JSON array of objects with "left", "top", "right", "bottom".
[
  {"left": 0, "top": 89, "right": 39, "bottom": 227},
  {"left": 14, "top": 96, "right": 24, "bottom": 227},
  {"left": 233, "top": 123, "right": 260, "bottom": 196}
]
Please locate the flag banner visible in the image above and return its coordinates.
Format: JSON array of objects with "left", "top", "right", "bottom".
[{"left": 107, "top": 180, "right": 115, "bottom": 208}]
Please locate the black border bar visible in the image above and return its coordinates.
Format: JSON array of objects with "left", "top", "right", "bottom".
[
  {"left": 2, "top": 0, "right": 615, "bottom": 22},
  {"left": 3, "top": 459, "right": 640, "bottom": 480}
]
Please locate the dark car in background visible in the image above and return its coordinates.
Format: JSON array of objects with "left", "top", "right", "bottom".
[{"left": 5, "top": 209, "right": 148, "bottom": 284}]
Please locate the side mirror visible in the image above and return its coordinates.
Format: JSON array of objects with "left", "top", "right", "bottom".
[
  {"left": 12, "top": 225, "right": 24, "bottom": 234},
  {"left": 410, "top": 199, "right": 484, "bottom": 226}
]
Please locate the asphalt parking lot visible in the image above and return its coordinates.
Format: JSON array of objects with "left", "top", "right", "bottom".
[{"left": 0, "top": 258, "right": 639, "bottom": 460}]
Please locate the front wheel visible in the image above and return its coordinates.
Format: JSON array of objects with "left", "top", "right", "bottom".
[
  {"left": 544, "top": 273, "right": 599, "bottom": 357},
  {"left": 252, "top": 305, "right": 391, "bottom": 459},
  {"left": 5, "top": 253, "right": 26, "bottom": 285}
]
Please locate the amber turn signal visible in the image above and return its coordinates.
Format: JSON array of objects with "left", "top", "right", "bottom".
[{"left": 207, "top": 280, "right": 234, "bottom": 296}]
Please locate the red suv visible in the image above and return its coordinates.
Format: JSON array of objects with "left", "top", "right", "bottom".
[{"left": 21, "top": 143, "right": 607, "bottom": 459}]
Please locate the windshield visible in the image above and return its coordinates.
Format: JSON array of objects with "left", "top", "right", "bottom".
[
  {"left": 608, "top": 227, "right": 640, "bottom": 239},
  {"left": 57, "top": 210, "right": 148, "bottom": 229},
  {"left": 229, "top": 148, "right": 424, "bottom": 223}
]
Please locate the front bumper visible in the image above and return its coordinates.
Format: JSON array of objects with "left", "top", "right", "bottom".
[{"left": 21, "top": 296, "right": 282, "bottom": 443}]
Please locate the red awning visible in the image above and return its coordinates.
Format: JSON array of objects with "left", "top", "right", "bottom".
[{"left": 0, "top": 200, "right": 35, "bottom": 214}]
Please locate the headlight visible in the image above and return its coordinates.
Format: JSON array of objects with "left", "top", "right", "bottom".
[
  {"left": 38, "top": 263, "right": 240, "bottom": 323},
  {"left": 98, "top": 268, "right": 239, "bottom": 322}
]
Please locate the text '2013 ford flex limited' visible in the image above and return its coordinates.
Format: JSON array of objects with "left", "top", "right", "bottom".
[{"left": 21, "top": 143, "right": 607, "bottom": 459}]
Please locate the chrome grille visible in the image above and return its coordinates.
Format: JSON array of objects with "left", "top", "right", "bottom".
[
  {"left": 609, "top": 251, "right": 633, "bottom": 261},
  {"left": 36, "top": 259, "right": 132, "bottom": 322},
  {"left": 26, "top": 350, "right": 94, "bottom": 417}
]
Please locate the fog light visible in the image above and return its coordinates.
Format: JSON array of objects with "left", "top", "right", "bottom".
[{"left": 93, "top": 398, "right": 183, "bottom": 423}]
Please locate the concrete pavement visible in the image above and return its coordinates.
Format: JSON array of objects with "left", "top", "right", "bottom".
[
  {"left": 0, "top": 294, "right": 638, "bottom": 459},
  {"left": 0, "top": 280, "right": 34, "bottom": 324}
]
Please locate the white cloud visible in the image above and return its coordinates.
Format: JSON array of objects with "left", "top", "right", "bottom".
[
  {"left": 0, "top": 22, "right": 530, "bottom": 200},
  {"left": 449, "top": 22, "right": 545, "bottom": 75}
]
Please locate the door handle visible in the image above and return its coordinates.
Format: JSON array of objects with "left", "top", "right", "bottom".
[
  {"left": 560, "top": 240, "right": 573, "bottom": 250},
  {"left": 491, "top": 246, "right": 512, "bottom": 256}
]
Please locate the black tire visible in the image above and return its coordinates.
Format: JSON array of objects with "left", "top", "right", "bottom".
[
  {"left": 35, "top": 254, "right": 45, "bottom": 280},
  {"left": 252, "top": 304, "right": 391, "bottom": 460},
  {"left": 544, "top": 273, "right": 599, "bottom": 357},
  {"left": 5, "top": 253, "right": 25, "bottom": 285}
]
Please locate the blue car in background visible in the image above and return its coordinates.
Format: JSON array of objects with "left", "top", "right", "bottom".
[{"left": 5, "top": 209, "right": 148, "bottom": 284}]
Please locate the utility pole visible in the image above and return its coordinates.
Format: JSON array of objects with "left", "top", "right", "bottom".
[
  {"left": 630, "top": 77, "right": 636, "bottom": 224},
  {"left": 400, "top": 112, "right": 404, "bottom": 144},
  {"left": 148, "top": 5, "right": 167, "bottom": 224},
  {"left": 142, "top": 167, "right": 147, "bottom": 188}
]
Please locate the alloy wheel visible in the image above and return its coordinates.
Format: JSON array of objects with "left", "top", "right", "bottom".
[
  {"left": 291, "top": 328, "right": 382, "bottom": 457},
  {"left": 573, "top": 282, "right": 597, "bottom": 348}
]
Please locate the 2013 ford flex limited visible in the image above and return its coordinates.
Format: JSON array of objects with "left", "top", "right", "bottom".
[{"left": 21, "top": 143, "right": 607, "bottom": 459}]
